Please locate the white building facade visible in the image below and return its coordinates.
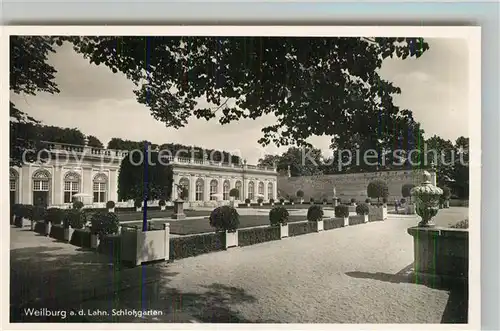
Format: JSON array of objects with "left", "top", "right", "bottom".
[{"left": 9, "top": 141, "right": 278, "bottom": 208}]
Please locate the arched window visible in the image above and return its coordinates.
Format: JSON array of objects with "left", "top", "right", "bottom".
[
  {"left": 93, "top": 173, "right": 108, "bottom": 203},
  {"left": 268, "top": 182, "right": 274, "bottom": 200},
  {"left": 235, "top": 181, "right": 242, "bottom": 200},
  {"left": 179, "top": 177, "right": 190, "bottom": 200},
  {"left": 223, "top": 180, "right": 230, "bottom": 200},
  {"left": 64, "top": 172, "right": 81, "bottom": 203},
  {"left": 248, "top": 181, "right": 254, "bottom": 200},
  {"left": 195, "top": 178, "right": 204, "bottom": 201},
  {"left": 10, "top": 168, "right": 19, "bottom": 205},
  {"left": 258, "top": 181, "right": 265, "bottom": 197},
  {"left": 32, "top": 169, "right": 51, "bottom": 206},
  {"left": 210, "top": 179, "right": 218, "bottom": 200}
]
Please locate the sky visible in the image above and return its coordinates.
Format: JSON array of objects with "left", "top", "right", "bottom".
[{"left": 10, "top": 37, "right": 469, "bottom": 165}]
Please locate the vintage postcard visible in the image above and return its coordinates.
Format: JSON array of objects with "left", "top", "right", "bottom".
[{"left": 3, "top": 25, "right": 481, "bottom": 329}]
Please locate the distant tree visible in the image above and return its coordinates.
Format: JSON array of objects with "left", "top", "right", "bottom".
[
  {"left": 401, "top": 183, "right": 416, "bottom": 203},
  {"left": 367, "top": 180, "right": 389, "bottom": 202},
  {"left": 86, "top": 135, "right": 104, "bottom": 148},
  {"left": 451, "top": 136, "right": 469, "bottom": 199}
]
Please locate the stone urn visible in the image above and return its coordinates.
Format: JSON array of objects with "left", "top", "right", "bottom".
[{"left": 410, "top": 171, "right": 443, "bottom": 227}]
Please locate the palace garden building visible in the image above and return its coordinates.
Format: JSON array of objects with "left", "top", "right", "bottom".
[{"left": 10, "top": 139, "right": 278, "bottom": 208}]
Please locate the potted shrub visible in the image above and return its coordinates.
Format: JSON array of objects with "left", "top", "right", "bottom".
[
  {"left": 269, "top": 198, "right": 275, "bottom": 206},
  {"left": 158, "top": 199, "right": 167, "bottom": 211},
  {"left": 307, "top": 205, "right": 324, "bottom": 232},
  {"left": 367, "top": 180, "right": 389, "bottom": 203},
  {"left": 382, "top": 197, "right": 388, "bottom": 205},
  {"left": 229, "top": 188, "right": 239, "bottom": 201},
  {"left": 335, "top": 204, "right": 350, "bottom": 227},
  {"left": 269, "top": 206, "right": 290, "bottom": 238},
  {"left": 257, "top": 197, "right": 264, "bottom": 206},
  {"left": 45, "top": 208, "right": 64, "bottom": 236},
  {"left": 365, "top": 198, "right": 371, "bottom": 205},
  {"left": 296, "top": 190, "right": 304, "bottom": 204},
  {"left": 245, "top": 198, "right": 251, "bottom": 207},
  {"left": 63, "top": 209, "right": 83, "bottom": 242},
  {"left": 90, "top": 211, "right": 120, "bottom": 249},
  {"left": 401, "top": 183, "right": 415, "bottom": 203},
  {"left": 72, "top": 200, "right": 84, "bottom": 210},
  {"left": 322, "top": 198, "right": 328, "bottom": 205},
  {"left": 289, "top": 197, "right": 295, "bottom": 205},
  {"left": 209, "top": 205, "right": 240, "bottom": 249},
  {"left": 350, "top": 198, "right": 357, "bottom": 206},
  {"left": 279, "top": 198, "right": 285, "bottom": 205},
  {"left": 309, "top": 197, "right": 315, "bottom": 205},
  {"left": 134, "top": 198, "right": 143, "bottom": 212},
  {"left": 31, "top": 206, "right": 45, "bottom": 231},
  {"left": 106, "top": 200, "right": 116, "bottom": 212},
  {"left": 355, "top": 203, "right": 370, "bottom": 223}
]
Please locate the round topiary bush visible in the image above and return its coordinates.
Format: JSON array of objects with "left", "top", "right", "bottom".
[
  {"left": 309, "top": 197, "right": 315, "bottom": 204},
  {"left": 72, "top": 200, "right": 84, "bottom": 210},
  {"left": 355, "top": 203, "right": 370, "bottom": 215},
  {"left": 442, "top": 186, "right": 452, "bottom": 200},
  {"left": 323, "top": 198, "right": 328, "bottom": 203},
  {"left": 209, "top": 205, "right": 240, "bottom": 232},
  {"left": 63, "top": 209, "right": 84, "bottom": 229},
  {"left": 367, "top": 179, "right": 389, "bottom": 202},
  {"left": 335, "top": 205, "right": 349, "bottom": 218},
  {"left": 134, "top": 198, "right": 143, "bottom": 208},
  {"left": 365, "top": 198, "right": 371, "bottom": 204},
  {"left": 90, "top": 211, "right": 120, "bottom": 237},
  {"left": 257, "top": 198, "right": 264, "bottom": 204},
  {"left": 401, "top": 183, "right": 416, "bottom": 202},
  {"left": 351, "top": 198, "right": 356, "bottom": 204},
  {"left": 106, "top": 200, "right": 115, "bottom": 209},
  {"left": 400, "top": 198, "right": 406, "bottom": 204},
  {"left": 269, "top": 198, "right": 275, "bottom": 204},
  {"left": 46, "top": 208, "right": 64, "bottom": 225},
  {"left": 382, "top": 197, "right": 388, "bottom": 204},
  {"left": 245, "top": 198, "right": 251, "bottom": 204},
  {"left": 296, "top": 190, "right": 304, "bottom": 198},
  {"left": 158, "top": 199, "right": 166, "bottom": 206},
  {"left": 307, "top": 205, "right": 323, "bottom": 222},
  {"left": 289, "top": 197, "right": 295, "bottom": 203},
  {"left": 229, "top": 188, "right": 239, "bottom": 198},
  {"left": 279, "top": 198, "right": 285, "bottom": 203},
  {"left": 269, "top": 206, "right": 289, "bottom": 226}
]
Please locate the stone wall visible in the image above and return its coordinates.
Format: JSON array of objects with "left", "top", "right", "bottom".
[{"left": 277, "top": 169, "right": 433, "bottom": 202}]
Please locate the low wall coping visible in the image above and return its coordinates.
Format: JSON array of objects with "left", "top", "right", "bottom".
[{"left": 407, "top": 226, "right": 468, "bottom": 239}]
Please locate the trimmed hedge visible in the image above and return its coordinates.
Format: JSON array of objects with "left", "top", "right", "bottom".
[
  {"left": 348, "top": 215, "right": 365, "bottom": 226},
  {"left": 49, "top": 224, "right": 65, "bottom": 241},
  {"left": 169, "top": 232, "right": 225, "bottom": 260},
  {"left": 34, "top": 221, "right": 46, "bottom": 235},
  {"left": 289, "top": 222, "right": 317, "bottom": 237},
  {"left": 324, "top": 218, "right": 345, "bottom": 230},
  {"left": 70, "top": 229, "right": 91, "bottom": 248},
  {"left": 238, "top": 227, "right": 280, "bottom": 247}
]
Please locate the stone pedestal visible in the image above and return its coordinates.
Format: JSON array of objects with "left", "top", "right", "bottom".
[{"left": 171, "top": 199, "right": 186, "bottom": 220}]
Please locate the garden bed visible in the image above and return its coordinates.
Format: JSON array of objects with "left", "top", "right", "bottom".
[{"left": 169, "top": 232, "right": 225, "bottom": 260}]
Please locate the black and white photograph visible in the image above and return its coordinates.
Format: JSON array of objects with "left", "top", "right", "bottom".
[{"left": 5, "top": 26, "right": 480, "bottom": 327}]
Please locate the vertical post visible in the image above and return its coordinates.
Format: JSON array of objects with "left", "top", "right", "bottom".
[{"left": 143, "top": 141, "right": 149, "bottom": 232}]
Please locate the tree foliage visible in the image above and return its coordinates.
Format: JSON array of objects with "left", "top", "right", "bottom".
[
  {"left": 117, "top": 149, "right": 173, "bottom": 201},
  {"left": 258, "top": 147, "right": 323, "bottom": 177},
  {"left": 367, "top": 180, "right": 389, "bottom": 202}
]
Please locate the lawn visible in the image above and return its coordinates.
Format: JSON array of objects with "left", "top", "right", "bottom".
[
  {"left": 122, "top": 215, "right": 311, "bottom": 235},
  {"left": 115, "top": 209, "right": 210, "bottom": 222}
]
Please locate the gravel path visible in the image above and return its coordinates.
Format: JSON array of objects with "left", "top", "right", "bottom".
[{"left": 79, "top": 209, "right": 468, "bottom": 323}]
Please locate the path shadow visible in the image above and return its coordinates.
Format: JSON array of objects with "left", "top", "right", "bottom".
[{"left": 346, "top": 264, "right": 468, "bottom": 324}]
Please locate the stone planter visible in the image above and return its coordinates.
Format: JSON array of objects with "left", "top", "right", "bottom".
[
  {"left": 225, "top": 230, "right": 238, "bottom": 249},
  {"left": 136, "top": 207, "right": 142, "bottom": 212},
  {"left": 160, "top": 205, "right": 166, "bottom": 211},
  {"left": 64, "top": 227, "right": 75, "bottom": 242},
  {"left": 247, "top": 203, "right": 251, "bottom": 207},
  {"left": 445, "top": 200, "right": 450, "bottom": 208},
  {"left": 279, "top": 223, "right": 289, "bottom": 238},
  {"left": 271, "top": 202, "right": 275, "bottom": 206},
  {"left": 407, "top": 226, "right": 468, "bottom": 285},
  {"left": 281, "top": 202, "right": 285, "bottom": 206},
  {"left": 108, "top": 207, "right": 115, "bottom": 213},
  {"left": 343, "top": 217, "right": 349, "bottom": 227},
  {"left": 120, "top": 223, "right": 170, "bottom": 266},
  {"left": 314, "top": 220, "right": 324, "bottom": 232},
  {"left": 259, "top": 203, "right": 263, "bottom": 206},
  {"left": 45, "top": 222, "right": 52, "bottom": 236},
  {"left": 291, "top": 202, "right": 294, "bottom": 205},
  {"left": 300, "top": 199, "right": 304, "bottom": 204},
  {"left": 90, "top": 233, "right": 100, "bottom": 249},
  {"left": 363, "top": 214, "right": 369, "bottom": 223},
  {"left": 368, "top": 206, "right": 388, "bottom": 221},
  {"left": 171, "top": 199, "right": 186, "bottom": 220}
]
